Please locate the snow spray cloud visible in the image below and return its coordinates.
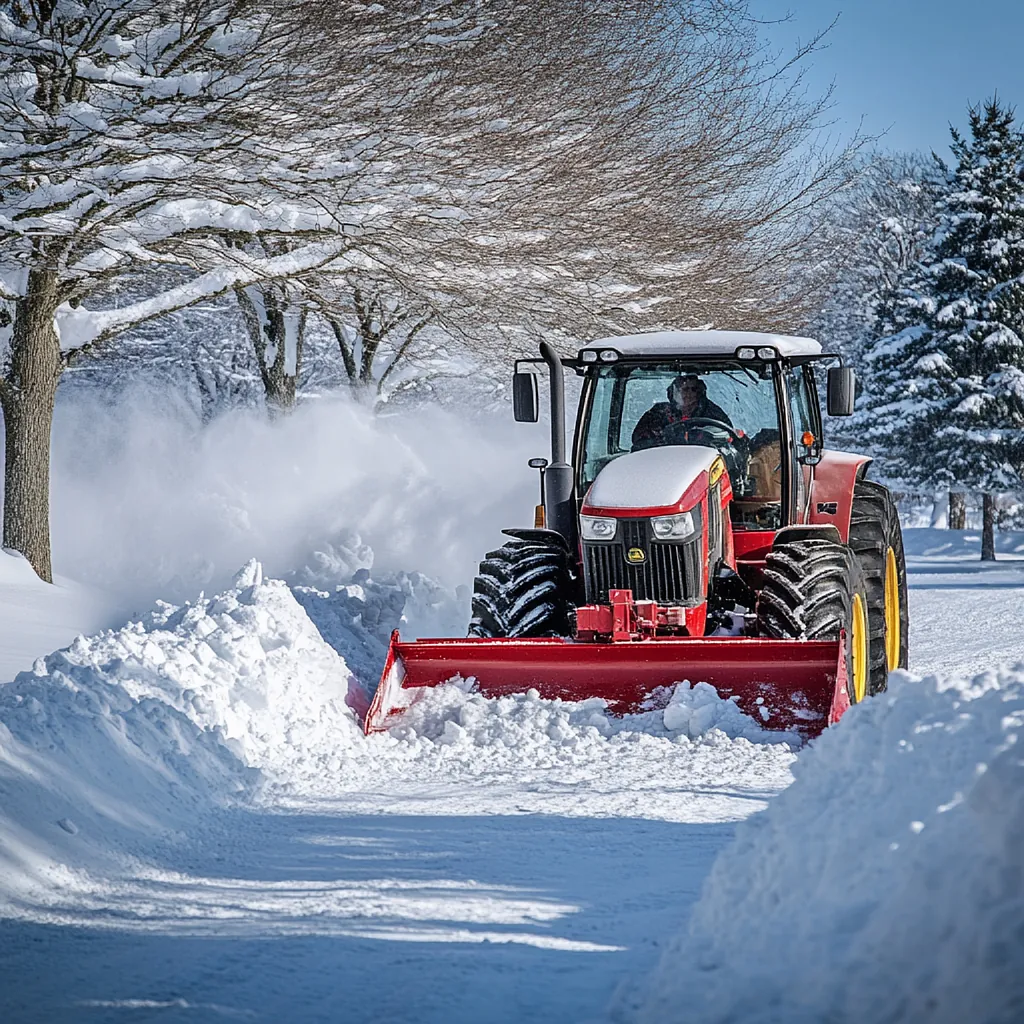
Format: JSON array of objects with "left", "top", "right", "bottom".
[{"left": 43, "top": 387, "right": 544, "bottom": 611}]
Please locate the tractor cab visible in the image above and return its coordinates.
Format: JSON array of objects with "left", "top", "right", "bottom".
[
  {"left": 572, "top": 332, "right": 854, "bottom": 535},
  {"left": 578, "top": 353, "right": 791, "bottom": 533}
]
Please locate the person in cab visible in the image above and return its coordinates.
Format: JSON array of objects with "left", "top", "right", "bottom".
[{"left": 631, "top": 374, "right": 733, "bottom": 450}]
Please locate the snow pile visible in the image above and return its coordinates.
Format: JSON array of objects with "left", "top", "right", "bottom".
[
  {"left": 302, "top": 679, "right": 796, "bottom": 823},
  {"left": 0, "top": 562, "right": 361, "bottom": 902},
  {"left": 294, "top": 565, "right": 469, "bottom": 704},
  {"left": 133, "top": 560, "right": 364, "bottom": 773},
  {"left": 660, "top": 682, "right": 789, "bottom": 740},
  {"left": 290, "top": 558, "right": 470, "bottom": 724},
  {"left": 393, "top": 680, "right": 792, "bottom": 749},
  {"left": 631, "top": 667, "right": 1024, "bottom": 1024},
  {"left": 0, "top": 559, "right": 796, "bottom": 907}
]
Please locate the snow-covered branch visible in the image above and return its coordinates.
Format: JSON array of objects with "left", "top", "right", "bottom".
[{"left": 58, "top": 238, "right": 350, "bottom": 349}]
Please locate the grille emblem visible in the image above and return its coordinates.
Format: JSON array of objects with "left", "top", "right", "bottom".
[{"left": 626, "top": 547, "right": 646, "bottom": 564}]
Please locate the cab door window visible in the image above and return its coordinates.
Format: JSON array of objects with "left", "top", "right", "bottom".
[
  {"left": 786, "top": 366, "right": 817, "bottom": 520},
  {"left": 787, "top": 366, "right": 817, "bottom": 451}
]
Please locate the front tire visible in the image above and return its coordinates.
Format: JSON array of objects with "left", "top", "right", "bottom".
[
  {"left": 755, "top": 537, "right": 872, "bottom": 704},
  {"left": 468, "top": 538, "right": 574, "bottom": 638}
]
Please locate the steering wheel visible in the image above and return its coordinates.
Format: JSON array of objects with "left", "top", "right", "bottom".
[{"left": 667, "top": 416, "right": 742, "bottom": 446}]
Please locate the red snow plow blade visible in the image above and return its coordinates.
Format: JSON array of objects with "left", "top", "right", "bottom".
[{"left": 364, "top": 630, "right": 850, "bottom": 738}]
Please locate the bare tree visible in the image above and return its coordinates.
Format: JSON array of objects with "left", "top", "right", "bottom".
[
  {"left": 193, "top": 2, "right": 867, "bottom": 406},
  {"left": 0, "top": 1, "right": 488, "bottom": 576},
  {"left": 226, "top": 2, "right": 869, "bottom": 411},
  {"left": 303, "top": 276, "right": 431, "bottom": 404},
  {"left": 1, "top": 0, "right": 860, "bottom": 579},
  {"left": 287, "top": 2, "right": 865, "bottom": 357},
  {"left": 0, "top": 1, "right": 357, "bottom": 578},
  {"left": 234, "top": 282, "right": 308, "bottom": 415}
]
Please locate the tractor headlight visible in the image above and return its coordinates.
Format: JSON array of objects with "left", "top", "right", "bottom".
[
  {"left": 580, "top": 515, "right": 617, "bottom": 541},
  {"left": 651, "top": 510, "right": 695, "bottom": 541}
]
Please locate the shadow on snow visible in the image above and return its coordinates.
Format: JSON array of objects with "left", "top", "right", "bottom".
[{"left": 0, "top": 808, "right": 731, "bottom": 1024}]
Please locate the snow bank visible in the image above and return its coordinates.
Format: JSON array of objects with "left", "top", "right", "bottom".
[
  {"left": 0, "top": 548, "right": 117, "bottom": 682},
  {"left": 0, "top": 547, "right": 43, "bottom": 588},
  {"left": 630, "top": 667, "right": 1024, "bottom": 1024},
  {"left": 1, "top": 558, "right": 795, "bottom": 908},
  {"left": 0, "top": 562, "right": 360, "bottom": 904}
]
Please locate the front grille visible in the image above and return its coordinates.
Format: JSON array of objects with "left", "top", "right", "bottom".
[{"left": 583, "top": 512, "right": 703, "bottom": 606}]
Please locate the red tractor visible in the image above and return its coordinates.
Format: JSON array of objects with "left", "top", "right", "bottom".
[{"left": 367, "top": 331, "right": 908, "bottom": 737}]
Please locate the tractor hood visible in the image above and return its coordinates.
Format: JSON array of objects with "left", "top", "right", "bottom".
[{"left": 582, "top": 446, "right": 719, "bottom": 517}]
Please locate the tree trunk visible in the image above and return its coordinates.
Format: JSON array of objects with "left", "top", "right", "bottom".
[
  {"left": 1, "top": 271, "right": 63, "bottom": 583},
  {"left": 328, "top": 318, "right": 358, "bottom": 384},
  {"left": 948, "top": 491, "right": 966, "bottom": 530},
  {"left": 235, "top": 285, "right": 304, "bottom": 416},
  {"left": 261, "top": 322, "right": 298, "bottom": 415},
  {"left": 981, "top": 492, "right": 996, "bottom": 562}
]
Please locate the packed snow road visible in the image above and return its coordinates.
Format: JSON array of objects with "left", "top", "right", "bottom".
[{"left": 0, "top": 530, "right": 1022, "bottom": 1023}]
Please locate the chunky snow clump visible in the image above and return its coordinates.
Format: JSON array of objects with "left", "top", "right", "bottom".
[{"left": 394, "top": 679, "right": 792, "bottom": 748}]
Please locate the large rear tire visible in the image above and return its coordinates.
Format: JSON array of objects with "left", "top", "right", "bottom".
[
  {"left": 468, "top": 538, "right": 574, "bottom": 638},
  {"left": 755, "top": 537, "right": 872, "bottom": 704},
  {"left": 849, "top": 479, "right": 909, "bottom": 694}
]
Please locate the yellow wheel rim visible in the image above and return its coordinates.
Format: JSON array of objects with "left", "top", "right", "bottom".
[
  {"left": 851, "top": 592, "right": 868, "bottom": 703},
  {"left": 884, "top": 546, "right": 901, "bottom": 672}
]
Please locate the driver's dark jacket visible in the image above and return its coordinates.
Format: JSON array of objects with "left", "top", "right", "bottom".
[{"left": 631, "top": 398, "right": 733, "bottom": 450}]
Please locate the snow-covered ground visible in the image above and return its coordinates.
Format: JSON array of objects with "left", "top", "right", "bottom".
[
  {"left": 1, "top": 529, "right": 1022, "bottom": 1022},
  {"left": 0, "top": 550, "right": 118, "bottom": 684},
  {"left": 903, "top": 527, "right": 1024, "bottom": 678},
  {"left": 628, "top": 665, "right": 1023, "bottom": 1024}
]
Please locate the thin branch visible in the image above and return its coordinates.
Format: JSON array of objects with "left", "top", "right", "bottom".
[{"left": 376, "top": 314, "right": 434, "bottom": 396}]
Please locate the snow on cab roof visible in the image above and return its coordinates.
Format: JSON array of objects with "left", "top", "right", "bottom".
[{"left": 581, "top": 330, "right": 822, "bottom": 359}]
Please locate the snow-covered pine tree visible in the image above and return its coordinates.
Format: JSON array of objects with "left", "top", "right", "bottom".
[
  {"left": 852, "top": 238, "right": 942, "bottom": 484},
  {"left": 856, "top": 101, "right": 1024, "bottom": 555},
  {"left": 814, "top": 152, "right": 944, "bottom": 379},
  {"left": 811, "top": 152, "right": 946, "bottom": 469}
]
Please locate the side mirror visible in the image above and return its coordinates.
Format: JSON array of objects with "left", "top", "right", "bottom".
[
  {"left": 512, "top": 371, "right": 539, "bottom": 422},
  {"left": 826, "top": 367, "right": 856, "bottom": 417}
]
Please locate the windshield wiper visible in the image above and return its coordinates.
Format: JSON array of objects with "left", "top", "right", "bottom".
[{"left": 720, "top": 366, "right": 759, "bottom": 387}]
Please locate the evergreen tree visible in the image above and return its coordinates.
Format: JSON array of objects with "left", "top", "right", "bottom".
[
  {"left": 814, "top": 152, "right": 944, "bottom": 379},
  {"left": 858, "top": 100, "right": 1024, "bottom": 499},
  {"left": 813, "top": 152, "right": 945, "bottom": 458}
]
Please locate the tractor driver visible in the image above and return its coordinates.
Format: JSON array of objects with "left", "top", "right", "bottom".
[{"left": 631, "top": 374, "right": 733, "bottom": 451}]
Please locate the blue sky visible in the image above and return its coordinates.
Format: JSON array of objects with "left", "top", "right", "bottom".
[{"left": 753, "top": 1, "right": 1024, "bottom": 159}]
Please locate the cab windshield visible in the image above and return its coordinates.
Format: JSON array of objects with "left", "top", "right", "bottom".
[{"left": 579, "top": 362, "right": 784, "bottom": 529}]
